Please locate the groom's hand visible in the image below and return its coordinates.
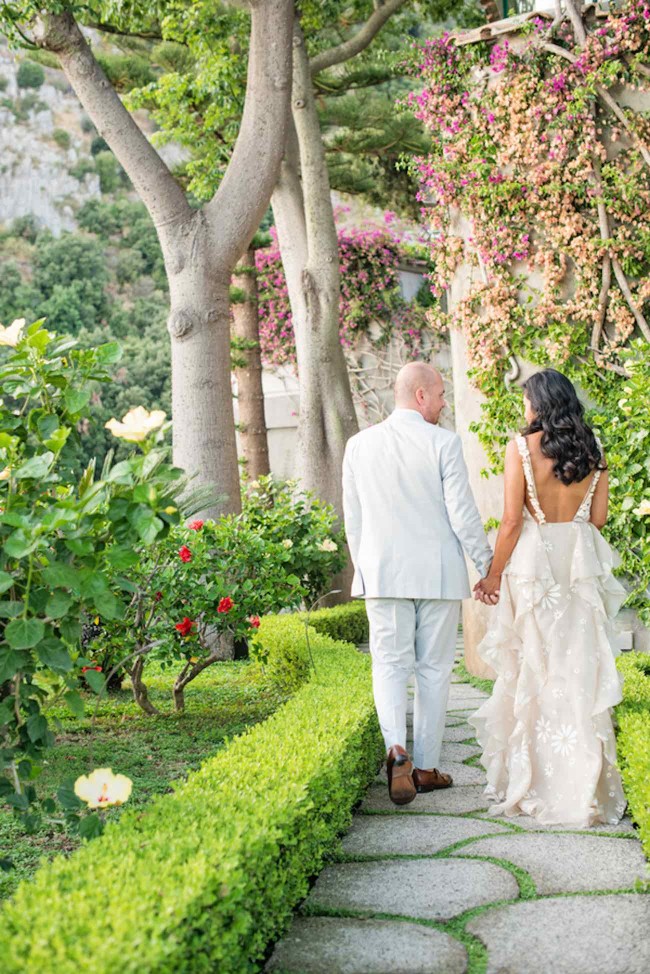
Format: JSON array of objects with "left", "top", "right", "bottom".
[{"left": 473, "top": 574, "right": 500, "bottom": 605}]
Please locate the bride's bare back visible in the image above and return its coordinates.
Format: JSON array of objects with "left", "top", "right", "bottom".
[{"left": 523, "top": 431, "right": 609, "bottom": 527}]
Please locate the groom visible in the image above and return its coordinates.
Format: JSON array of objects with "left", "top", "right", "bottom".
[{"left": 342, "top": 363, "right": 493, "bottom": 805}]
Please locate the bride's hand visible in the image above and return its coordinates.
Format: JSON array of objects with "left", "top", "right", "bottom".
[{"left": 473, "top": 574, "right": 501, "bottom": 605}]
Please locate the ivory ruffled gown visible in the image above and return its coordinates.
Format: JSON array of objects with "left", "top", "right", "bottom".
[{"left": 470, "top": 435, "right": 627, "bottom": 827}]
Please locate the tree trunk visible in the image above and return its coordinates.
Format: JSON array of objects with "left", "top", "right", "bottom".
[
  {"left": 32, "top": 2, "right": 293, "bottom": 515},
  {"left": 130, "top": 656, "right": 160, "bottom": 715},
  {"left": 232, "top": 249, "right": 271, "bottom": 480},
  {"left": 165, "top": 214, "right": 242, "bottom": 513},
  {"left": 172, "top": 633, "right": 235, "bottom": 712},
  {"left": 271, "top": 22, "right": 358, "bottom": 513}
]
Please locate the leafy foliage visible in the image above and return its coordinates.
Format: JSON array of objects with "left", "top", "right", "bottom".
[
  {"left": 615, "top": 651, "right": 650, "bottom": 862},
  {"left": 0, "top": 322, "right": 186, "bottom": 820},
  {"left": 240, "top": 475, "right": 346, "bottom": 604},
  {"left": 0, "top": 205, "right": 170, "bottom": 474}
]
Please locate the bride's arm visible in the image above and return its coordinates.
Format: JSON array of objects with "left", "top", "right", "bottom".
[{"left": 474, "top": 439, "right": 525, "bottom": 603}]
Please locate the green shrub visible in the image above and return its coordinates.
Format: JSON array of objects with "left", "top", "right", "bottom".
[
  {"left": 0, "top": 618, "right": 383, "bottom": 973},
  {"left": 52, "top": 128, "right": 70, "bottom": 150},
  {"left": 304, "top": 600, "right": 369, "bottom": 644},
  {"left": 16, "top": 61, "right": 45, "bottom": 90},
  {"left": 68, "top": 158, "right": 95, "bottom": 181},
  {"left": 90, "top": 135, "right": 109, "bottom": 157},
  {"left": 250, "top": 614, "right": 312, "bottom": 692},
  {"left": 0, "top": 75, "right": 8, "bottom": 92},
  {"left": 616, "top": 652, "right": 650, "bottom": 861},
  {"left": 94, "top": 151, "right": 120, "bottom": 194},
  {"left": 10, "top": 214, "right": 39, "bottom": 243},
  {"left": 241, "top": 475, "right": 346, "bottom": 604}
]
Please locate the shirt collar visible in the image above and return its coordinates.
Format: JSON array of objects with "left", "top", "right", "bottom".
[{"left": 390, "top": 408, "right": 427, "bottom": 423}]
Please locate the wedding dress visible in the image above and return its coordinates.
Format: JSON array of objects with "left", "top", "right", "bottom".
[{"left": 470, "top": 435, "right": 628, "bottom": 827}]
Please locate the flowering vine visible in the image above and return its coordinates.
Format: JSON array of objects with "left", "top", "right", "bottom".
[
  {"left": 408, "top": 0, "right": 650, "bottom": 622},
  {"left": 255, "top": 224, "right": 434, "bottom": 368}
]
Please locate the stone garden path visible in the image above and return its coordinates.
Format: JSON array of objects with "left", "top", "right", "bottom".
[{"left": 267, "top": 637, "right": 650, "bottom": 974}]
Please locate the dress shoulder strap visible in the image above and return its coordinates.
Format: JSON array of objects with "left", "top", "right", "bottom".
[
  {"left": 574, "top": 436, "right": 604, "bottom": 522},
  {"left": 574, "top": 469, "right": 602, "bottom": 521},
  {"left": 515, "top": 435, "right": 546, "bottom": 525}
]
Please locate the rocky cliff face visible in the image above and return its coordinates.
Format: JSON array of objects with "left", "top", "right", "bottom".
[{"left": 0, "top": 43, "right": 102, "bottom": 235}]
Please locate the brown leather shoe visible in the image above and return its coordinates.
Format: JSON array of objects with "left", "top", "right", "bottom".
[
  {"left": 413, "top": 768, "right": 453, "bottom": 792},
  {"left": 386, "top": 745, "right": 416, "bottom": 805}
]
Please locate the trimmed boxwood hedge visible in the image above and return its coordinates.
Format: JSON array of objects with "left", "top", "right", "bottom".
[
  {"left": 302, "top": 599, "right": 368, "bottom": 645},
  {"left": 615, "top": 652, "right": 650, "bottom": 861},
  {"left": 0, "top": 613, "right": 383, "bottom": 973}
]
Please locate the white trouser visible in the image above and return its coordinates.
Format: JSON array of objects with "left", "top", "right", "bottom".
[{"left": 365, "top": 598, "right": 461, "bottom": 771}]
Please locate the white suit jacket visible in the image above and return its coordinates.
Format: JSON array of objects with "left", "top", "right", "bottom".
[{"left": 342, "top": 408, "right": 493, "bottom": 599}]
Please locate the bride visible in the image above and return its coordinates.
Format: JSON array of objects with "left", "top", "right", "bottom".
[{"left": 472, "top": 368, "right": 627, "bottom": 827}]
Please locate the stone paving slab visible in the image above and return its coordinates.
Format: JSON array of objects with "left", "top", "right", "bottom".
[
  {"left": 450, "top": 832, "right": 648, "bottom": 893},
  {"left": 266, "top": 918, "right": 468, "bottom": 974},
  {"left": 305, "top": 858, "right": 519, "bottom": 921},
  {"left": 448, "top": 685, "right": 488, "bottom": 700},
  {"left": 443, "top": 723, "right": 475, "bottom": 742},
  {"left": 473, "top": 812, "right": 638, "bottom": 834},
  {"left": 342, "top": 813, "right": 508, "bottom": 856},
  {"left": 360, "top": 783, "right": 490, "bottom": 815},
  {"left": 375, "top": 761, "right": 485, "bottom": 787},
  {"left": 466, "top": 894, "right": 650, "bottom": 974},
  {"left": 446, "top": 702, "right": 482, "bottom": 713}
]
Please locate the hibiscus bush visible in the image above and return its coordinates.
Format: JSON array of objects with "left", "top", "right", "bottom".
[
  {"left": 92, "top": 515, "right": 306, "bottom": 713},
  {"left": 0, "top": 319, "right": 189, "bottom": 825},
  {"left": 241, "top": 475, "right": 346, "bottom": 605}
]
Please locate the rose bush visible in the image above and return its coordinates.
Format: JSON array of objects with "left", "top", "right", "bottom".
[{"left": 92, "top": 515, "right": 306, "bottom": 712}]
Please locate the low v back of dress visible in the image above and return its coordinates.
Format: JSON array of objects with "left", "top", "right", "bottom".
[{"left": 470, "top": 436, "right": 627, "bottom": 826}]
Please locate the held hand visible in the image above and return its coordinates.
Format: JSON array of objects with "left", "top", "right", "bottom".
[{"left": 473, "top": 574, "right": 501, "bottom": 606}]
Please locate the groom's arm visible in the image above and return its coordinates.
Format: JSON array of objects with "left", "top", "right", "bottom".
[
  {"left": 342, "top": 440, "right": 362, "bottom": 567},
  {"left": 440, "top": 434, "right": 493, "bottom": 578}
]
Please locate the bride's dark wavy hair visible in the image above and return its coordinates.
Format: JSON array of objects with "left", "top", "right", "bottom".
[{"left": 521, "top": 369, "right": 605, "bottom": 486}]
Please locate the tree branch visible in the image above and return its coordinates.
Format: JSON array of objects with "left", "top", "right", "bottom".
[
  {"left": 32, "top": 10, "right": 190, "bottom": 232},
  {"left": 205, "top": 0, "right": 294, "bottom": 272},
  {"left": 83, "top": 20, "right": 163, "bottom": 42},
  {"left": 310, "top": 0, "right": 408, "bottom": 76},
  {"left": 611, "top": 258, "right": 650, "bottom": 341},
  {"left": 563, "top": 0, "right": 587, "bottom": 46}
]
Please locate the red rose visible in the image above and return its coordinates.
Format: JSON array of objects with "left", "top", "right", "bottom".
[
  {"left": 189, "top": 520, "right": 204, "bottom": 531},
  {"left": 175, "top": 617, "right": 195, "bottom": 637},
  {"left": 81, "top": 665, "right": 102, "bottom": 673},
  {"left": 217, "top": 596, "right": 234, "bottom": 614},
  {"left": 154, "top": 591, "right": 163, "bottom": 602},
  {"left": 178, "top": 545, "right": 192, "bottom": 563},
  {"left": 249, "top": 615, "right": 261, "bottom": 629}
]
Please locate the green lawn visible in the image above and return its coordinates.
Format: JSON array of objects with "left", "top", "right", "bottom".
[{"left": 0, "top": 661, "right": 285, "bottom": 902}]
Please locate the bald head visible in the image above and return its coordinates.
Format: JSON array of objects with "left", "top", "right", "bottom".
[{"left": 394, "top": 362, "right": 446, "bottom": 425}]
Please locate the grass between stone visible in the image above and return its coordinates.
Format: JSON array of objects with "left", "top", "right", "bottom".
[{"left": 0, "top": 660, "right": 284, "bottom": 902}]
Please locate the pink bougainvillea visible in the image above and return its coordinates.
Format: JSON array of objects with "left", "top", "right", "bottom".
[
  {"left": 406, "top": 2, "right": 650, "bottom": 382},
  {"left": 255, "top": 226, "right": 432, "bottom": 368}
]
